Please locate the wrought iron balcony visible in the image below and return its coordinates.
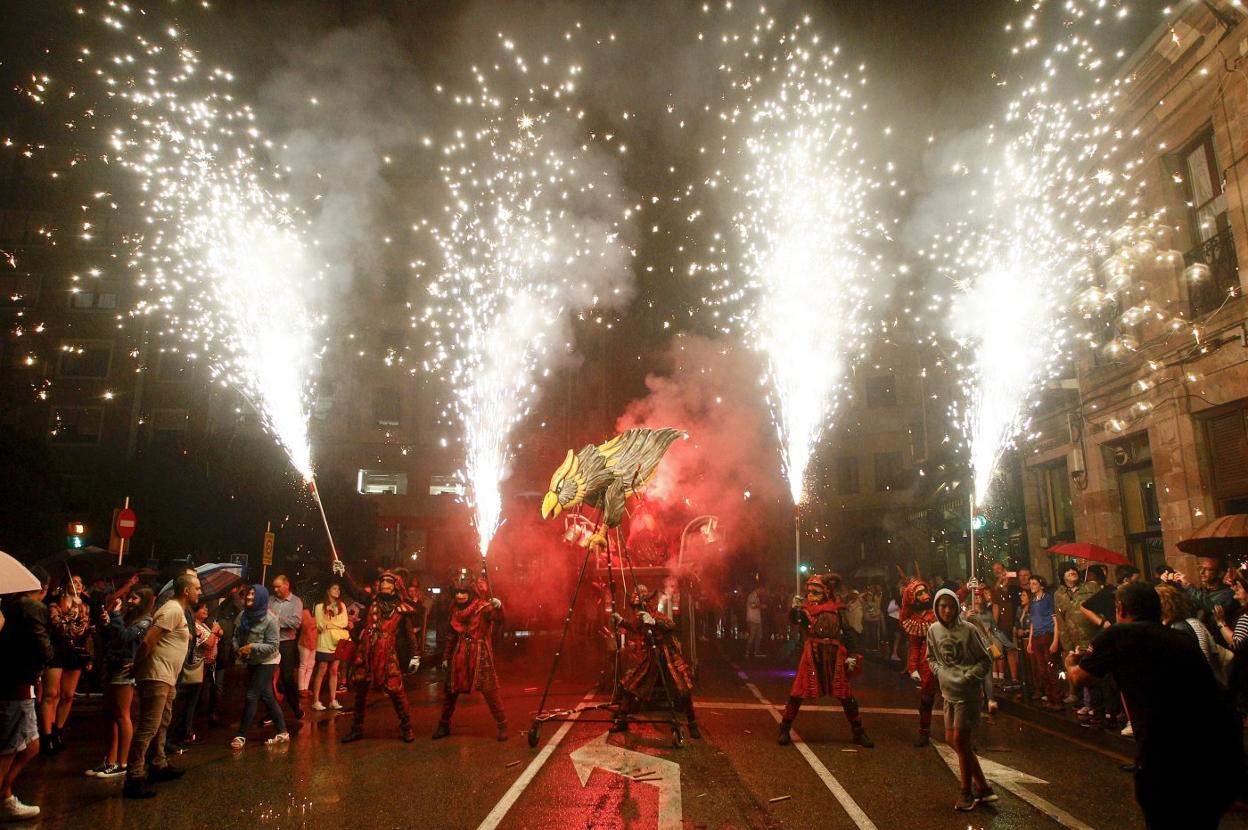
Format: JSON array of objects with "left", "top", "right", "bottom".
[{"left": 1184, "top": 226, "right": 1240, "bottom": 319}]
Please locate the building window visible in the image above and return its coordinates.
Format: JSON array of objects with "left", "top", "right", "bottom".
[
  {"left": 68, "top": 286, "right": 120, "bottom": 311},
  {"left": 57, "top": 341, "right": 112, "bottom": 378},
  {"left": 1036, "top": 460, "right": 1075, "bottom": 544},
  {"left": 372, "top": 388, "right": 400, "bottom": 427},
  {"left": 1106, "top": 433, "right": 1164, "bottom": 575},
  {"left": 148, "top": 409, "right": 189, "bottom": 451},
  {"left": 357, "top": 470, "right": 408, "bottom": 495},
  {"left": 864, "top": 374, "right": 897, "bottom": 408},
  {"left": 1202, "top": 406, "right": 1248, "bottom": 515},
  {"left": 155, "top": 351, "right": 195, "bottom": 383},
  {"left": 874, "top": 452, "right": 903, "bottom": 492},
  {"left": 1176, "top": 130, "right": 1238, "bottom": 318},
  {"left": 835, "top": 456, "right": 860, "bottom": 495},
  {"left": 49, "top": 406, "right": 103, "bottom": 445},
  {"left": 0, "top": 273, "right": 40, "bottom": 308}
]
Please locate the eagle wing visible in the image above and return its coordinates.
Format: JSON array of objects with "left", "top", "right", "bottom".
[{"left": 597, "top": 427, "right": 684, "bottom": 500}]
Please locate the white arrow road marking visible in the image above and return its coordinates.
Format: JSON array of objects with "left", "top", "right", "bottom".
[
  {"left": 570, "top": 732, "right": 683, "bottom": 830},
  {"left": 934, "top": 743, "right": 1097, "bottom": 830},
  {"left": 742, "top": 681, "right": 879, "bottom": 830},
  {"left": 476, "top": 691, "right": 594, "bottom": 830}
]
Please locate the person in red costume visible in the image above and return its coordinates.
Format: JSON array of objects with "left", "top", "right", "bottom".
[
  {"left": 778, "top": 573, "right": 873, "bottom": 748},
  {"left": 340, "top": 571, "right": 420, "bottom": 744},
  {"left": 610, "top": 584, "right": 700, "bottom": 739},
  {"left": 433, "top": 577, "right": 507, "bottom": 741},
  {"left": 900, "top": 576, "right": 939, "bottom": 746}
]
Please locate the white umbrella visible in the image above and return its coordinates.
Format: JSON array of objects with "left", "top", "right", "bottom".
[{"left": 0, "top": 551, "right": 41, "bottom": 595}]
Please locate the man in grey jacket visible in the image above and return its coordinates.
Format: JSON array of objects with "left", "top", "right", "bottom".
[
  {"left": 927, "top": 587, "right": 995, "bottom": 812},
  {"left": 269, "top": 575, "right": 303, "bottom": 721}
]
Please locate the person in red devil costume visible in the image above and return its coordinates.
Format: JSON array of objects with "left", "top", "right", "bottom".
[
  {"left": 778, "top": 573, "right": 874, "bottom": 748},
  {"left": 610, "top": 583, "right": 700, "bottom": 739},
  {"left": 900, "top": 574, "right": 939, "bottom": 746},
  {"left": 340, "top": 570, "right": 420, "bottom": 744},
  {"left": 432, "top": 576, "right": 507, "bottom": 741}
]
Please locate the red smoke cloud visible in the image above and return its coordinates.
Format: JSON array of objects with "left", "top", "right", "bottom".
[{"left": 614, "top": 334, "right": 789, "bottom": 580}]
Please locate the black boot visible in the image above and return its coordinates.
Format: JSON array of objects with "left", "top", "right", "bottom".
[
  {"left": 340, "top": 729, "right": 364, "bottom": 744},
  {"left": 609, "top": 718, "right": 629, "bottom": 734},
  {"left": 400, "top": 725, "right": 415, "bottom": 743},
  {"left": 123, "top": 776, "right": 157, "bottom": 799},
  {"left": 914, "top": 729, "right": 930, "bottom": 748},
  {"left": 687, "top": 721, "right": 702, "bottom": 740},
  {"left": 432, "top": 721, "right": 450, "bottom": 740},
  {"left": 853, "top": 730, "right": 874, "bottom": 748},
  {"left": 497, "top": 723, "right": 508, "bottom": 742},
  {"left": 778, "top": 720, "right": 792, "bottom": 746}
]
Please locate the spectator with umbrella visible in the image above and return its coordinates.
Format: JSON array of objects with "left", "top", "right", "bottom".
[
  {"left": 0, "top": 558, "right": 51, "bottom": 821},
  {"left": 41, "top": 573, "right": 93, "bottom": 755}
]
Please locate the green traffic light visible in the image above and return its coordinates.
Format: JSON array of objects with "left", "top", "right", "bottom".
[{"left": 799, "top": 563, "right": 810, "bottom": 574}]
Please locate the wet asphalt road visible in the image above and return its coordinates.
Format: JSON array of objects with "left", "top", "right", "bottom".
[{"left": 16, "top": 638, "right": 1248, "bottom": 830}]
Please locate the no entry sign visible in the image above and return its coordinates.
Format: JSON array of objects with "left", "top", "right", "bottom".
[{"left": 115, "top": 507, "right": 137, "bottom": 540}]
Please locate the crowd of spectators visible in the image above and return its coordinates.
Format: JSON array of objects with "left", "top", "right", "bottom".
[{"left": 0, "top": 565, "right": 435, "bottom": 818}]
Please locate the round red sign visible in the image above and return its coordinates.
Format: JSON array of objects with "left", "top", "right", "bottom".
[{"left": 116, "top": 507, "right": 137, "bottom": 540}]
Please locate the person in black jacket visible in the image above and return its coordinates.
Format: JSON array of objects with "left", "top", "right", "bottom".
[{"left": 0, "top": 565, "right": 52, "bottom": 821}]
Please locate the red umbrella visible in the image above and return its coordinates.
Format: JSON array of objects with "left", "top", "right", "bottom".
[
  {"left": 1176, "top": 514, "right": 1248, "bottom": 557},
  {"left": 1047, "top": 542, "right": 1131, "bottom": 567}
]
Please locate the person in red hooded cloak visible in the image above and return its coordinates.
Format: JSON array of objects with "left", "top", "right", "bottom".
[
  {"left": 432, "top": 576, "right": 507, "bottom": 741},
  {"left": 340, "top": 570, "right": 420, "bottom": 744},
  {"left": 778, "top": 573, "right": 873, "bottom": 748}
]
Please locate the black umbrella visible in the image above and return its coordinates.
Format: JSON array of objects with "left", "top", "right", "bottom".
[{"left": 34, "top": 546, "right": 118, "bottom": 587}]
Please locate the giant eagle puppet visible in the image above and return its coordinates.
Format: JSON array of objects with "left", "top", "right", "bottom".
[{"left": 541, "top": 427, "right": 684, "bottom": 548}]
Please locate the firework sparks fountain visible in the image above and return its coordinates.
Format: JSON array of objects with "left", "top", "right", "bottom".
[
  {"left": 424, "top": 38, "right": 631, "bottom": 564},
  {"left": 45, "top": 4, "right": 336, "bottom": 560},
  {"left": 713, "top": 12, "right": 888, "bottom": 592}
]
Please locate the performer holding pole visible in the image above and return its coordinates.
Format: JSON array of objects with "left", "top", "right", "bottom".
[
  {"left": 340, "top": 571, "right": 421, "bottom": 744},
  {"left": 610, "top": 583, "right": 700, "bottom": 739},
  {"left": 433, "top": 573, "right": 507, "bottom": 742},
  {"left": 900, "top": 573, "right": 939, "bottom": 747},
  {"left": 778, "top": 573, "right": 873, "bottom": 748}
]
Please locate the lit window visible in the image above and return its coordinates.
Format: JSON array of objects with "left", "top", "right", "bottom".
[{"left": 357, "top": 470, "right": 408, "bottom": 495}]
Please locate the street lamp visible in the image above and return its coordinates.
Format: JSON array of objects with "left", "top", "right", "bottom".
[{"left": 676, "top": 515, "right": 719, "bottom": 674}]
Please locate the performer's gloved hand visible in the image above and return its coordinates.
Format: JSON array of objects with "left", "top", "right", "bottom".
[
  {"left": 792, "top": 595, "right": 803, "bottom": 608},
  {"left": 639, "top": 612, "right": 655, "bottom": 626},
  {"left": 909, "top": 669, "right": 921, "bottom": 684},
  {"left": 610, "top": 612, "right": 624, "bottom": 625},
  {"left": 844, "top": 657, "right": 857, "bottom": 672},
  {"left": 407, "top": 656, "right": 421, "bottom": 674},
  {"left": 331, "top": 559, "right": 345, "bottom": 577},
  {"left": 490, "top": 597, "right": 502, "bottom": 610},
  {"left": 441, "top": 660, "right": 449, "bottom": 670}
]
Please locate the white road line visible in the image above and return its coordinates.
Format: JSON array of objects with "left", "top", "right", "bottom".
[
  {"left": 694, "top": 700, "right": 940, "bottom": 717},
  {"left": 476, "top": 692, "right": 595, "bottom": 830},
  {"left": 741, "top": 680, "right": 879, "bottom": 830},
  {"left": 934, "top": 743, "right": 1096, "bottom": 830}
]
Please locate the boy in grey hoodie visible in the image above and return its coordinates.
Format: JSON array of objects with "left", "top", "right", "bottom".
[{"left": 927, "top": 587, "right": 996, "bottom": 812}]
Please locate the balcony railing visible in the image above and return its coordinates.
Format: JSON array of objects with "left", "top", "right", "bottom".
[{"left": 1185, "top": 226, "right": 1240, "bottom": 319}]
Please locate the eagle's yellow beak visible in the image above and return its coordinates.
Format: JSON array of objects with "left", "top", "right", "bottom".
[{"left": 541, "top": 491, "right": 562, "bottom": 519}]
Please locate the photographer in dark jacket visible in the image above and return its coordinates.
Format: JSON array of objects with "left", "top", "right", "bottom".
[
  {"left": 0, "top": 565, "right": 52, "bottom": 821},
  {"left": 1066, "top": 581, "right": 1240, "bottom": 830}
]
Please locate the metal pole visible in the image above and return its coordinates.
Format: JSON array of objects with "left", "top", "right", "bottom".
[
  {"left": 794, "top": 504, "right": 802, "bottom": 596},
  {"left": 968, "top": 492, "right": 976, "bottom": 581},
  {"left": 308, "top": 478, "right": 339, "bottom": 562},
  {"left": 262, "top": 520, "right": 270, "bottom": 585},
  {"left": 117, "top": 496, "right": 130, "bottom": 566}
]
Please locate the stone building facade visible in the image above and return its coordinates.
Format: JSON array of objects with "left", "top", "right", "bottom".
[{"left": 1022, "top": 2, "right": 1248, "bottom": 578}]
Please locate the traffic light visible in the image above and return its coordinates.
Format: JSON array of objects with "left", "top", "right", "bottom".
[
  {"left": 971, "top": 515, "right": 987, "bottom": 531},
  {"left": 67, "top": 521, "right": 87, "bottom": 549},
  {"left": 799, "top": 563, "right": 810, "bottom": 574}
]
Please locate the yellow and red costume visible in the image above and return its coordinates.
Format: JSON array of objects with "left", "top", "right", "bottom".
[
  {"left": 343, "top": 570, "right": 420, "bottom": 743},
  {"left": 779, "top": 574, "right": 872, "bottom": 747},
  {"left": 900, "top": 576, "right": 939, "bottom": 745}
]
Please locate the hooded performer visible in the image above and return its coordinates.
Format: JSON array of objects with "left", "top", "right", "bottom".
[
  {"left": 778, "top": 573, "right": 873, "bottom": 748},
  {"left": 610, "top": 583, "right": 700, "bottom": 738},
  {"left": 340, "top": 570, "right": 420, "bottom": 744},
  {"left": 433, "top": 576, "right": 507, "bottom": 741},
  {"left": 900, "top": 575, "right": 939, "bottom": 746}
]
